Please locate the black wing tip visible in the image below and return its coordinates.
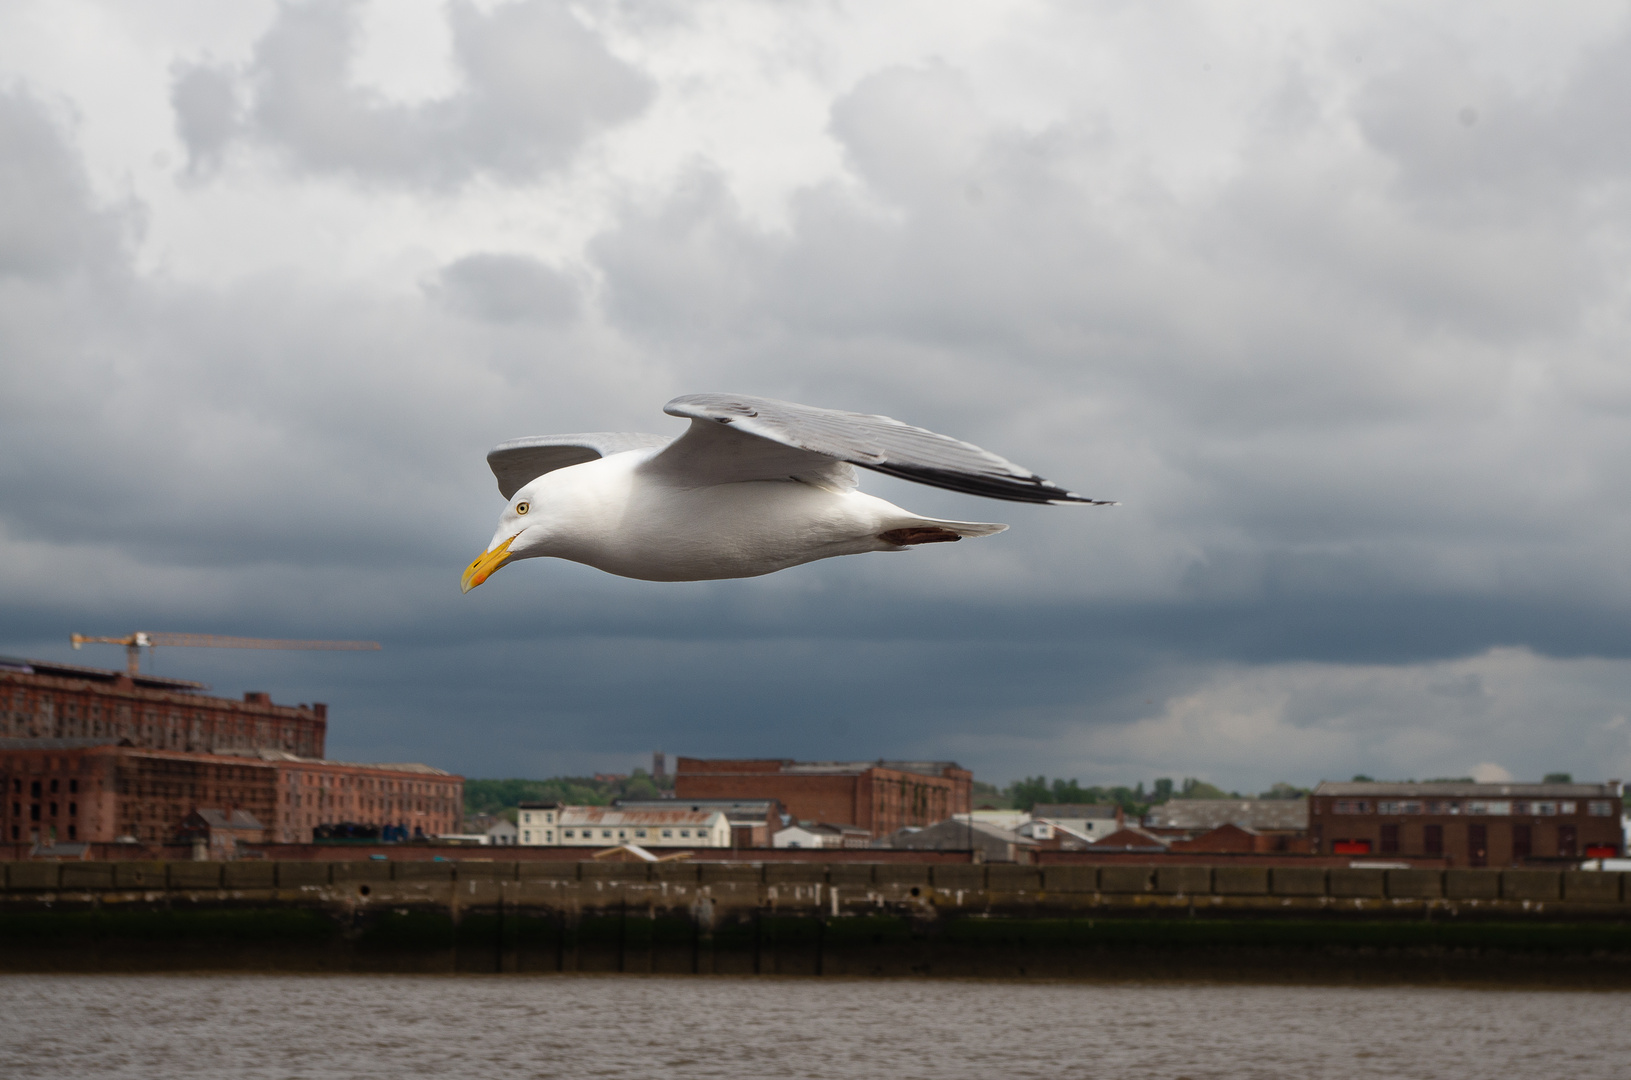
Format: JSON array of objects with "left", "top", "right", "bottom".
[{"left": 866, "top": 463, "right": 1111, "bottom": 505}]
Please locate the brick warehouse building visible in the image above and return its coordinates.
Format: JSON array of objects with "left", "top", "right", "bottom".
[
  {"left": 1310, "top": 780, "right": 1623, "bottom": 867},
  {"left": 1, "top": 656, "right": 325, "bottom": 756},
  {"left": 1, "top": 657, "right": 460, "bottom": 846},
  {"left": 674, "top": 758, "right": 972, "bottom": 838}
]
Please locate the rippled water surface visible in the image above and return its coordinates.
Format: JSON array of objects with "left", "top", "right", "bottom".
[{"left": 1, "top": 975, "right": 1627, "bottom": 1079}]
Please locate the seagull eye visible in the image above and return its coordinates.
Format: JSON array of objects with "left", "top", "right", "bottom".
[{"left": 515, "top": 501, "right": 529, "bottom": 515}]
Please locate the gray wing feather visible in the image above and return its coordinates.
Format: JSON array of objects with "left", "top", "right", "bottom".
[
  {"left": 661, "top": 394, "right": 1110, "bottom": 505},
  {"left": 487, "top": 432, "right": 672, "bottom": 499}
]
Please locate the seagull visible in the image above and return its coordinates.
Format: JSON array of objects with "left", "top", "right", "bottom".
[{"left": 461, "top": 393, "right": 1112, "bottom": 589}]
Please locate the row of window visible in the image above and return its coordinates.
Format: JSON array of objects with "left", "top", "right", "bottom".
[
  {"left": 1329, "top": 822, "right": 1610, "bottom": 860},
  {"left": 9, "top": 778, "right": 79, "bottom": 796},
  {"left": 1330, "top": 799, "right": 1615, "bottom": 817},
  {"left": 10, "top": 801, "right": 77, "bottom": 819},
  {"left": 563, "top": 827, "right": 705, "bottom": 840},
  {"left": 518, "top": 826, "right": 715, "bottom": 843}
]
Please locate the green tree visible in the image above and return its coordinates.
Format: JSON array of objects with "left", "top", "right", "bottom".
[
  {"left": 1543, "top": 772, "right": 1573, "bottom": 784},
  {"left": 1180, "top": 777, "right": 1231, "bottom": 799},
  {"left": 1004, "top": 776, "right": 1053, "bottom": 811},
  {"left": 463, "top": 769, "right": 673, "bottom": 819}
]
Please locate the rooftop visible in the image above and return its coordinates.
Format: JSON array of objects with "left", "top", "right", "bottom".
[
  {"left": 1090, "top": 826, "right": 1170, "bottom": 851},
  {"left": 1313, "top": 781, "right": 1620, "bottom": 798},
  {"left": 677, "top": 757, "right": 965, "bottom": 779},
  {"left": 615, "top": 798, "right": 779, "bottom": 812},
  {"left": 1, "top": 655, "right": 208, "bottom": 692},
  {"left": 219, "top": 747, "right": 454, "bottom": 775},
  {"left": 559, "top": 807, "right": 724, "bottom": 827},
  {"left": 783, "top": 821, "right": 871, "bottom": 836},
  {"left": 781, "top": 760, "right": 965, "bottom": 778},
  {"left": 1146, "top": 799, "right": 1309, "bottom": 832},
  {"left": 1032, "top": 803, "right": 1119, "bottom": 821}
]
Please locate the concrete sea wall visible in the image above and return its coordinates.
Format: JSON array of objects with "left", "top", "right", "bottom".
[{"left": 4, "top": 861, "right": 1630, "bottom": 984}]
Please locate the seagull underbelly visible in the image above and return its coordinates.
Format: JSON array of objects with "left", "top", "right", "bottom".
[{"left": 572, "top": 481, "right": 894, "bottom": 582}]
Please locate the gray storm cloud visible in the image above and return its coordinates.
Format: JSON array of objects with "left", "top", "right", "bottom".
[{"left": 1, "top": 2, "right": 1629, "bottom": 787}]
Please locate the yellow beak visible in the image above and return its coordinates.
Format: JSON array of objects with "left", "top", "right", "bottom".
[{"left": 461, "top": 534, "right": 516, "bottom": 593}]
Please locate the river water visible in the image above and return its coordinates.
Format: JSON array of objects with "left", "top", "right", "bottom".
[{"left": 1, "top": 975, "right": 1627, "bottom": 1079}]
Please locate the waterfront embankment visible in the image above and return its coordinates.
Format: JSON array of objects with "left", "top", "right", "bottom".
[{"left": 4, "top": 860, "right": 1629, "bottom": 984}]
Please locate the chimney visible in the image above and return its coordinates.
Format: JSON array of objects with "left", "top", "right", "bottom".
[
  {"left": 653, "top": 751, "right": 666, "bottom": 779},
  {"left": 312, "top": 703, "right": 327, "bottom": 720},
  {"left": 244, "top": 692, "right": 271, "bottom": 705}
]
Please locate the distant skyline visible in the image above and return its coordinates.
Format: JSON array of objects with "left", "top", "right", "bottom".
[{"left": 3, "top": 1, "right": 1630, "bottom": 790}]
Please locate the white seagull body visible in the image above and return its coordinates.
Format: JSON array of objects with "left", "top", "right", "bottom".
[{"left": 461, "top": 394, "right": 1111, "bottom": 589}]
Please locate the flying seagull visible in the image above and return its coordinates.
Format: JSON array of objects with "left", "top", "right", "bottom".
[{"left": 462, "top": 393, "right": 1112, "bottom": 589}]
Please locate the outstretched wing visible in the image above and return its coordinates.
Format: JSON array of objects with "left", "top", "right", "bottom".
[
  {"left": 654, "top": 393, "right": 1111, "bottom": 505},
  {"left": 487, "top": 432, "right": 672, "bottom": 499}
]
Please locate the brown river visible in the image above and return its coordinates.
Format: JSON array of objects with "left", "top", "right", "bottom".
[{"left": 1, "top": 974, "right": 1627, "bottom": 1079}]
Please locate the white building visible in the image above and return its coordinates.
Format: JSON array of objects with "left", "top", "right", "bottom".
[
  {"left": 773, "top": 822, "right": 872, "bottom": 849},
  {"left": 516, "top": 802, "right": 730, "bottom": 848}
]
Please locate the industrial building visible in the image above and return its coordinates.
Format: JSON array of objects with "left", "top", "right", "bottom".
[
  {"left": 0, "top": 656, "right": 461, "bottom": 847},
  {"left": 772, "top": 821, "right": 873, "bottom": 849},
  {"left": 515, "top": 803, "right": 730, "bottom": 848},
  {"left": 1309, "top": 780, "right": 1623, "bottom": 866},
  {"left": 1, "top": 655, "right": 325, "bottom": 755},
  {"left": 674, "top": 758, "right": 972, "bottom": 837},
  {"left": 614, "top": 797, "right": 784, "bottom": 848}
]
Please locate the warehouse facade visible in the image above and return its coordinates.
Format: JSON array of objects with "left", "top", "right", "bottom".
[
  {"left": 2, "top": 656, "right": 326, "bottom": 757},
  {"left": 674, "top": 758, "right": 972, "bottom": 837},
  {"left": 1309, "top": 780, "right": 1622, "bottom": 866},
  {"left": 0, "top": 657, "right": 460, "bottom": 846},
  {"left": 516, "top": 804, "right": 731, "bottom": 848}
]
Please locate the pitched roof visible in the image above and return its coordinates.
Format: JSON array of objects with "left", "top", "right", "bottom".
[
  {"left": 886, "top": 818, "right": 1039, "bottom": 849},
  {"left": 1090, "top": 826, "right": 1169, "bottom": 851},
  {"left": 1032, "top": 803, "right": 1119, "bottom": 820},
  {"left": 784, "top": 821, "right": 870, "bottom": 836},
  {"left": 1145, "top": 798, "right": 1309, "bottom": 831}
]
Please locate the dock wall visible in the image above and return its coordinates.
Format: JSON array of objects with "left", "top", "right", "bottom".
[{"left": 5, "top": 861, "right": 1629, "bottom": 984}]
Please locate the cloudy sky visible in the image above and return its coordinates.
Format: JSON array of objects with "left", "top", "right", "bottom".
[{"left": 4, "top": 0, "right": 1630, "bottom": 791}]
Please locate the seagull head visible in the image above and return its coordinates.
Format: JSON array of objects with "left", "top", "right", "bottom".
[{"left": 461, "top": 490, "right": 547, "bottom": 593}]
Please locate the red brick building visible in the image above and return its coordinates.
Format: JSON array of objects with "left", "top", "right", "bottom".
[
  {"left": 675, "top": 758, "right": 972, "bottom": 837},
  {"left": 2, "top": 656, "right": 326, "bottom": 756},
  {"left": 0, "top": 657, "right": 461, "bottom": 847},
  {"left": 1310, "top": 780, "right": 1623, "bottom": 867},
  {"left": 266, "top": 752, "right": 460, "bottom": 843}
]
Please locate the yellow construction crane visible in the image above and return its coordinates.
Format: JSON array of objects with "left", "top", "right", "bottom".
[{"left": 70, "top": 632, "right": 382, "bottom": 676}]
